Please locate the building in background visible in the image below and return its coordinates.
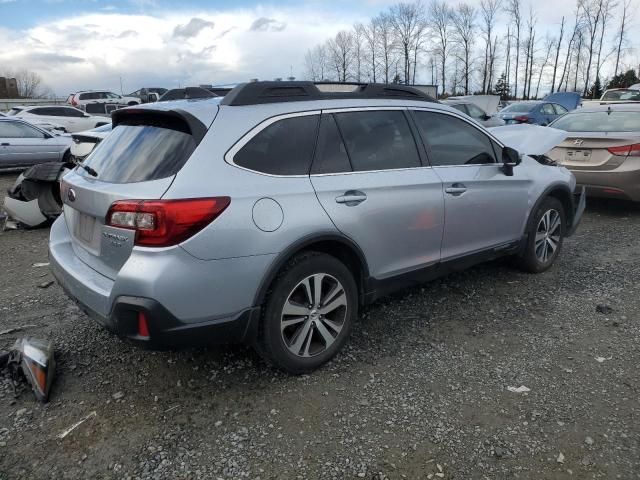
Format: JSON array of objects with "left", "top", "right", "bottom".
[{"left": 0, "top": 77, "right": 19, "bottom": 98}]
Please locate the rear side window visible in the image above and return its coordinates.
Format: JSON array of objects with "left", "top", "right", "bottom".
[
  {"left": 414, "top": 111, "right": 497, "bottom": 166},
  {"left": 0, "top": 121, "right": 45, "bottom": 138},
  {"left": 60, "top": 107, "right": 85, "bottom": 117},
  {"left": 334, "top": 110, "right": 421, "bottom": 172},
  {"left": 542, "top": 104, "right": 556, "bottom": 115},
  {"left": 553, "top": 104, "right": 568, "bottom": 115},
  {"left": 311, "top": 114, "right": 352, "bottom": 174},
  {"left": 234, "top": 115, "right": 319, "bottom": 175},
  {"left": 80, "top": 120, "right": 196, "bottom": 183}
]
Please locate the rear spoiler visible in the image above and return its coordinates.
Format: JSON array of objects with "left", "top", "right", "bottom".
[{"left": 111, "top": 108, "right": 208, "bottom": 144}]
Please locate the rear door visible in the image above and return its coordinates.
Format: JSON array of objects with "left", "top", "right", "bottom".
[
  {"left": 412, "top": 109, "right": 531, "bottom": 261},
  {"left": 60, "top": 114, "right": 200, "bottom": 279},
  {"left": 310, "top": 109, "right": 444, "bottom": 279}
]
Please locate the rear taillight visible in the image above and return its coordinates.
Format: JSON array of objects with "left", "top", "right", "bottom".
[
  {"left": 607, "top": 143, "right": 640, "bottom": 157},
  {"left": 71, "top": 97, "right": 77, "bottom": 106},
  {"left": 514, "top": 116, "right": 530, "bottom": 123},
  {"left": 106, "top": 197, "right": 230, "bottom": 247}
]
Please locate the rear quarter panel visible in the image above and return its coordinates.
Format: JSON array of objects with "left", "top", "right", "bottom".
[{"left": 164, "top": 106, "right": 338, "bottom": 261}]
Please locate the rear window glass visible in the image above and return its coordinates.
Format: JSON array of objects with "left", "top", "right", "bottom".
[
  {"left": 550, "top": 111, "right": 640, "bottom": 132},
  {"left": 234, "top": 115, "right": 319, "bottom": 175},
  {"left": 501, "top": 102, "right": 537, "bottom": 113},
  {"left": 601, "top": 90, "right": 640, "bottom": 101},
  {"left": 79, "top": 124, "right": 196, "bottom": 183}
]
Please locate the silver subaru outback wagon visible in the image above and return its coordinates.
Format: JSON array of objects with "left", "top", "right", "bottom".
[{"left": 49, "top": 82, "right": 585, "bottom": 373}]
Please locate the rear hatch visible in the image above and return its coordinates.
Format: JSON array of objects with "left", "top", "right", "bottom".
[{"left": 61, "top": 107, "right": 210, "bottom": 280}]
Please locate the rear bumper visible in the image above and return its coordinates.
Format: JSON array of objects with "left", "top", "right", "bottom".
[
  {"left": 49, "top": 215, "right": 269, "bottom": 348},
  {"left": 99, "top": 297, "right": 260, "bottom": 349},
  {"left": 571, "top": 165, "right": 640, "bottom": 202}
]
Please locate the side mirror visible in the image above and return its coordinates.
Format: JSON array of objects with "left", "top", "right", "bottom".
[
  {"left": 482, "top": 114, "right": 492, "bottom": 121},
  {"left": 502, "top": 146, "right": 521, "bottom": 176}
]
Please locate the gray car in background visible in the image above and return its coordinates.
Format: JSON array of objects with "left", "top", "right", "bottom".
[
  {"left": 0, "top": 118, "right": 72, "bottom": 171},
  {"left": 49, "top": 82, "right": 584, "bottom": 373},
  {"left": 442, "top": 99, "right": 505, "bottom": 127}
]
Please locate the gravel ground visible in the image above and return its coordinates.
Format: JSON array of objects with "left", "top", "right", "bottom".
[{"left": 0, "top": 172, "right": 639, "bottom": 480}]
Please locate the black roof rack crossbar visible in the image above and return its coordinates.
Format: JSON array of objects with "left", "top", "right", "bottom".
[{"left": 220, "top": 81, "right": 437, "bottom": 106}]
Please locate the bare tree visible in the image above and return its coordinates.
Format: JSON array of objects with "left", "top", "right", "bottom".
[
  {"left": 388, "top": 2, "right": 427, "bottom": 84},
  {"left": 429, "top": 0, "right": 453, "bottom": 95},
  {"left": 373, "top": 13, "right": 397, "bottom": 84},
  {"left": 573, "top": 28, "right": 584, "bottom": 92},
  {"left": 352, "top": 24, "right": 365, "bottom": 82},
  {"left": 504, "top": 27, "right": 511, "bottom": 92},
  {"left": 550, "top": 17, "right": 565, "bottom": 93},
  {"left": 523, "top": 8, "right": 536, "bottom": 99},
  {"left": 358, "top": 20, "right": 379, "bottom": 82},
  {"left": 505, "top": 0, "right": 522, "bottom": 98},
  {"left": 451, "top": 3, "right": 477, "bottom": 94},
  {"left": 579, "top": 0, "right": 604, "bottom": 96},
  {"left": 327, "top": 31, "right": 355, "bottom": 82},
  {"left": 535, "top": 35, "right": 555, "bottom": 98},
  {"left": 2, "top": 69, "right": 51, "bottom": 98},
  {"left": 613, "top": 0, "right": 631, "bottom": 76},
  {"left": 558, "top": 9, "right": 581, "bottom": 91},
  {"left": 304, "top": 45, "right": 328, "bottom": 81},
  {"left": 480, "top": 0, "right": 501, "bottom": 94},
  {"left": 593, "top": 0, "right": 617, "bottom": 96}
]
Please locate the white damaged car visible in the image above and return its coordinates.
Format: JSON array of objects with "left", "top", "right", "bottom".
[{"left": 3, "top": 124, "right": 112, "bottom": 227}]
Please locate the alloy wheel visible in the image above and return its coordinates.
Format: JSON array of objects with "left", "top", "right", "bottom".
[
  {"left": 535, "top": 209, "right": 561, "bottom": 263},
  {"left": 280, "top": 273, "right": 348, "bottom": 358}
]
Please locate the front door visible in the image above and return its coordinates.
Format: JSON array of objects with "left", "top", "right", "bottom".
[
  {"left": 310, "top": 110, "right": 444, "bottom": 279},
  {"left": 411, "top": 109, "right": 531, "bottom": 261}
]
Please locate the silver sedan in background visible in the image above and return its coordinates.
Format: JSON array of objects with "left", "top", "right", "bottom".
[{"left": 0, "top": 118, "right": 72, "bottom": 171}]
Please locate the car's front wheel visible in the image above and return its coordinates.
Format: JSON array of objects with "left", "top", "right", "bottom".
[
  {"left": 517, "top": 197, "right": 566, "bottom": 273},
  {"left": 258, "top": 252, "right": 358, "bottom": 374}
]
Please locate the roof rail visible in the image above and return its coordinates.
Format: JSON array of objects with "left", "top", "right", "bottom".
[{"left": 220, "top": 81, "right": 437, "bottom": 106}]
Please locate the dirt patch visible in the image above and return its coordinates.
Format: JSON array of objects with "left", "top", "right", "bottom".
[{"left": 1, "top": 172, "right": 639, "bottom": 479}]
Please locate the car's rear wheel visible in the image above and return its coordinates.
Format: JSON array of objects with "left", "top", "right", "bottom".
[
  {"left": 517, "top": 197, "right": 565, "bottom": 273},
  {"left": 258, "top": 252, "right": 358, "bottom": 374}
]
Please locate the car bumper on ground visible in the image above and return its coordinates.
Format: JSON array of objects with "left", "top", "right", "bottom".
[{"left": 49, "top": 216, "right": 266, "bottom": 348}]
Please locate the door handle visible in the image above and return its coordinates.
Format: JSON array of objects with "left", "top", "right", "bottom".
[
  {"left": 335, "top": 190, "right": 367, "bottom": 206},
  {"left": 445, "top": 183, "right": 467, "bottom": 196}
]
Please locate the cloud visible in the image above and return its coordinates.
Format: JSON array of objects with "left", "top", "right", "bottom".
[
  {"left": 20, "top": 52, "right": 85, "bottom": 65},
  {"left": 0, "top": 8, "right": 356, "bottom": 95},
  {"left": 117, "top": 30, "right": 138, "bottom": 39},
  {"left": 173, "top": 17, "right": 215, "bottom": 38},
  {"left": 249, "top": 17, "right": 286, "bottom": 32}
]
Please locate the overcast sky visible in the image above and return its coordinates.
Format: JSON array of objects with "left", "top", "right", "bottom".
[{"left": 0, "top": 0, "right": 635, "bottom": 96}]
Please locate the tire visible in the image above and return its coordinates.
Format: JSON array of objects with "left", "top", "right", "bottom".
[
  {"left": 517, "top": 197, "right": 566, "bottom": 273},
  {"left": 257, "top": 252, "right": 358, "bottom": 374}
]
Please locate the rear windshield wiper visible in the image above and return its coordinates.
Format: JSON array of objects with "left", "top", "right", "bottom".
[{"left": 74, "top": 160, "right": 98, "bottom": 177}]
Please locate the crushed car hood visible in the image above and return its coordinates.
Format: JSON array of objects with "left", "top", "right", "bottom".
[{"left": 489, "top": 124, "right": 568, "bottom": 156}]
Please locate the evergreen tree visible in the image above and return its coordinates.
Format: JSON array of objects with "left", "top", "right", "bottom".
[
  {"left": 606, "top": 69, "right": 640, "bottom": 89},
  {"left": 588, "top": 77, "right": 603, "bottom": 99},
  {"left": 494, "top": 73, "right": 510, "bottom": 100}
]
